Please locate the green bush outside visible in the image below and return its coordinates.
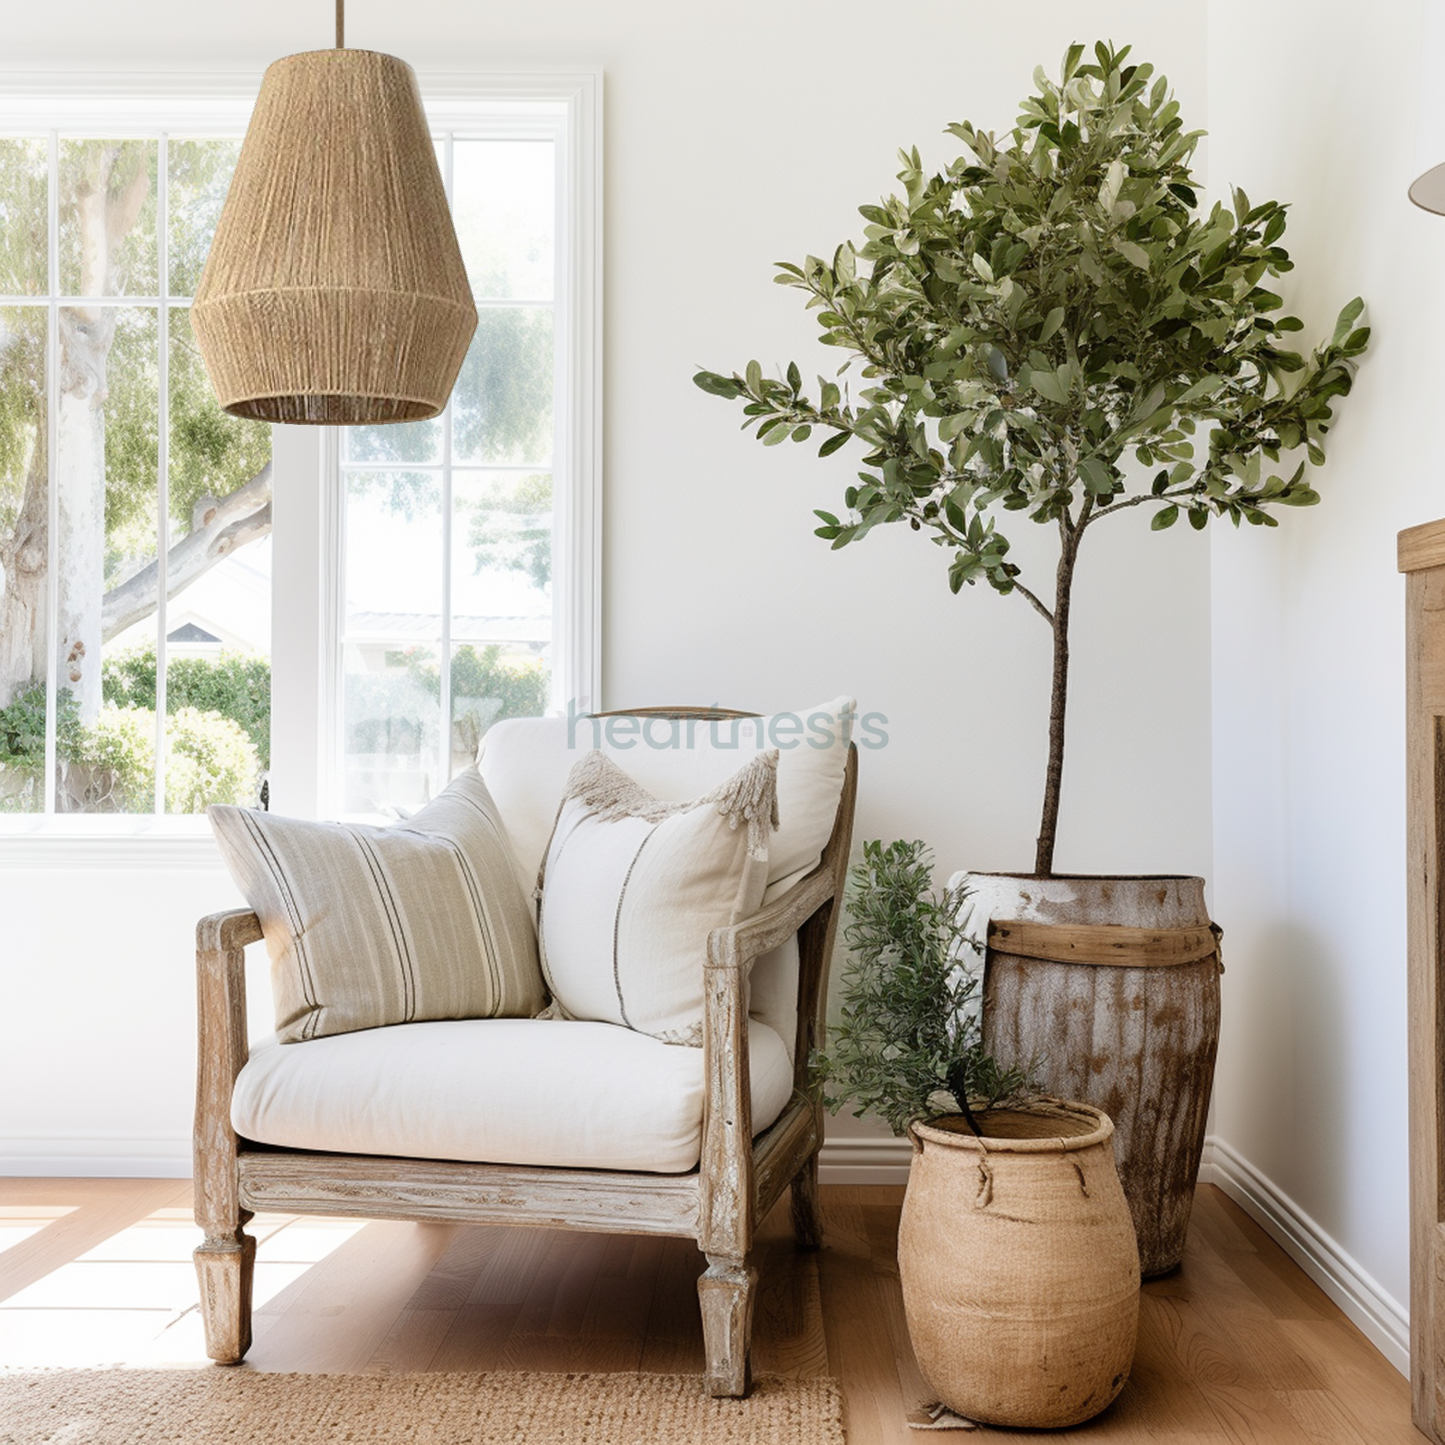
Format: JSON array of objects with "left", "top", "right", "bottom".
[
  {"left": 165, "top": 707, "right": 263, "bottom": 812},
  {"left": 103, "top": 648, "right": 270, "bottom": 768},
  {"left": 0, "top": 659, "right": 264, "bottom": 813},
  {"left": 447, "top": 644, "right": 550, "bottom": 725},
  {"left": 0, "top": 685, "right": 75, "bottom": 811},
  {"left": 395, "top": 643, "right": 550, "bottom": 763},
  {"left": 0, "top": 643, "right": 541, "bottom": 812},
  {"left": 62, "top": 704, "right": 157, "bottom": 811},
  {"left": 59, "top": 703, "right": 261, "bottom": 813}
]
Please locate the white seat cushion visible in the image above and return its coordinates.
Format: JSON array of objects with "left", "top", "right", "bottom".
[{"left": 231, "top": 1017, "right": 795, "bottom": 1174}]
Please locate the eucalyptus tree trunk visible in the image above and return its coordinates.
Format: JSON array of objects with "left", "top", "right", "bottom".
[
  {"left": 100, "top": 465, "right": 273, "bottom": 643},
  {"left": 55, "top": 147, "right": 148, "bottom": 724},
  {"left": 1033, "top": 520, "right": 1080, "bottom": 877},
  {"left": 0, "top": 436, "right": 48, "bottom": 709}
]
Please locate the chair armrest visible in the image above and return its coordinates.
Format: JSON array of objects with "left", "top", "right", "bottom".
[
  {"left": 697, "top": 866, "right": 837, "bottom": 1257},
  {"left": 198, "top": 907, "right": 264, "bottom": 953},
  {"left": 194, "top": 909, "right": 259, "bottom": 1239},
  {"left": 706, "top": 864, "right": 836, "bottom": 975}
]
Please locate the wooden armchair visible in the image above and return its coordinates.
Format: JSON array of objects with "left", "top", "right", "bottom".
[{"left": 193, "top": 717, "right": 856, "bottom": 1397}]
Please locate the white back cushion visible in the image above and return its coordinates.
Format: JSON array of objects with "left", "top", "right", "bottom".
[
  {"left": 477, "top": 696, "right": 853, "bottom": 1061},
  {"left": 478, "top": 695, "right": 854, "bottom": 902}
]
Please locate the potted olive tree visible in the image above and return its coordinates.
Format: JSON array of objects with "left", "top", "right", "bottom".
[
  {"left": 819, "top": 840, "right": 1139, "bottom": 1429},
  {"left": 697, "top": 42, "right": 1369, "bottom": 1274}
]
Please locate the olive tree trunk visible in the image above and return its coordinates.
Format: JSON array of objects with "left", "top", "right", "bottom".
[{"left": 1033, "top": 521, "right": 1080, "bottom": 877}]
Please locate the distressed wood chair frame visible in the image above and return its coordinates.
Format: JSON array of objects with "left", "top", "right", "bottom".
[{"left": 193, "top": 711, "right": 857, "bottom": 1396}]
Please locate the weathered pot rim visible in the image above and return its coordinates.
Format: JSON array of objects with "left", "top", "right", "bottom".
[
  {"left": 964, "top": 871, "right": 1205, "bottom": 884},
  {"left": 909, "top": 1099, "right": 1113, "bottom": 1155}
]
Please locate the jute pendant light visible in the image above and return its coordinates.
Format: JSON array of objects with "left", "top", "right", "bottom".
[{"left": 192, "top": 0, "right": 477, "bottom": 424}]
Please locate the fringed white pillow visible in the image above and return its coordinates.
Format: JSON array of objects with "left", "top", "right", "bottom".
[{"left": 536, "top": 748, "right": 780, "bottom": 1046}]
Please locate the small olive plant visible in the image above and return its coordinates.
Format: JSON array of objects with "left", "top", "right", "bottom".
[
  {"left": 814, "top": 839, "right": 1037, "bottom": 1135},
  {"left": 696, "top": 42, "right": 1369, "bottom": 875}
]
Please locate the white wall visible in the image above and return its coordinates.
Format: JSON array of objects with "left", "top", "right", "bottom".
[
  {"left": 0, "top": 853, "right": 257, "bottom": 1174},
  {"left": 0, "top": 0, "right": 1217, "bottom": 1169},
  {"left": 1204, "top": 0, "right": 1434, "bottom": 1367}
]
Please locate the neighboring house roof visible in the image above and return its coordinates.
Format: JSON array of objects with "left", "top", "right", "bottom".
[
  {"left": 167, "top": 622, "right": 222, "bottom": 644},
  {"left": 107, "top": 538, "right": 273, "bottom": 657},
  {"left": 347, "top": 612, "right": 551, "bottom": 644}
]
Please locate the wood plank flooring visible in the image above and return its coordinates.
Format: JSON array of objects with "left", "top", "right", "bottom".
[{"left": 0, "top": 1179, "right": 1419, "bottom": 1443}]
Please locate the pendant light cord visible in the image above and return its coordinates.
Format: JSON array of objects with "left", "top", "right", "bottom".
[{"left": 335, "top": 0, "right": 344, "bottom": 48}]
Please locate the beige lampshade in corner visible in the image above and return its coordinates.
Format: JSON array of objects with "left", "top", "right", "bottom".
[
  {"left": 1410, "top": 162, "right": 1445, "bottom": 215},
  {"left": 192, "top": 48, "right": 478, "bottom": 425}
]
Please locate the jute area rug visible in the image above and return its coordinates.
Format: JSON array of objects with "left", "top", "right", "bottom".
[{"left": 0, "top": 1369, "right": 844, "bottom": 1445}]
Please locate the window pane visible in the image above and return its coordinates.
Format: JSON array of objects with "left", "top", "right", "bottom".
[
  {"left": 162, "top": 306, "right": 272, "bottom": 813},
  {"left": 59, "top": 140, "right": 158, "bottom": 298},
  {"left": 452, "top": 307, "right": 553, "bottom": 466},
  {"left": 0, "top": 306, "right": 48, "bottom": 812},
  {"left": 342, "top": 415, "right": 442, "bottom": 467},
  {"left": 342, "top": 472, "right": 443, "bottom": 815},
  {"left": 59, "top": 306, "right": 158, "bottom": 813},
  {"left": 452, "top": 139, "right": 554, "bottom": 301},
  {"left": 449, "top": 642, "right": 549, "bottom": 779},
  {"left": 449, "top": 468, "right": 552, "bottom": 778},
  {"left": 0, "top": 141, "right": 49, "bottom": 295},
  {"left": 344, "top": 642, "right": 443, "bottom": 817},
  {"left": 334, "top": 121, "right": 572, "bottom": 816},
  {"left": 344, "top": 471, "right": 442, "bottom": 623},
  {"left": 0, "top": 134, "right": 276, "bottom": 822},
  {"left": 451, "top": 470, "right": 553, "bottom": 629},
  {"left": 168, "top": 307, "right": 272, "bottom": 529},
  {"left": 167, "top": 139, "right": 240, "bottom": 298}
]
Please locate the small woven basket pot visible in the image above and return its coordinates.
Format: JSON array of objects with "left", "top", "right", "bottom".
[{"left": 899, "top": 1099, "right": 1140, "bottom": 1428}]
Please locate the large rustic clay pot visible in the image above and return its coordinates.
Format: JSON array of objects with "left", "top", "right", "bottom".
[
  {"left": 899, "top": 1100, "right": 1139, "bottom": 1428},
  {"left": 971, "top": 873, "right": 1222, "bottom": 1277}
]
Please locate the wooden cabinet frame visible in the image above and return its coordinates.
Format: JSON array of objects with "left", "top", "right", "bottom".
[{"left": 1400, "top": 520, "right": 1445, "bottom": 1440}]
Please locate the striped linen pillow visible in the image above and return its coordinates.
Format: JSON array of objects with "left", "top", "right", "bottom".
[{"left": 209, "top": 768, "right": 544, "bottom": 1043}]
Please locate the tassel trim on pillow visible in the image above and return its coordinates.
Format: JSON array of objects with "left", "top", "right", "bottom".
[{"left": 560, "top": 748, "right": 781, "bottom": 862}]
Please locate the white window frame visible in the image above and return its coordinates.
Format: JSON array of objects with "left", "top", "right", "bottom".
[{"left": 0, "top": 69, "right": 603, "bottom": 853}]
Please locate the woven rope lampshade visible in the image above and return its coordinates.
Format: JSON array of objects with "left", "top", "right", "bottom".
[{"left": 193, "top": 22, "right": 477, "bottom": 425}]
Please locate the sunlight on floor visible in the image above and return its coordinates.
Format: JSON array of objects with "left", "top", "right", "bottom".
[
  {"left": 0, "top": 1206, "right": 76, "bottom": 1256},
  {"left": 0, "top": 1206, "right": 366, "bottom": 1368}
]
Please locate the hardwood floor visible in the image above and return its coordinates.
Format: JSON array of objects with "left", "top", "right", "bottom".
[{"left": 0, "top": 1178, "right": 1419, "bottom": 1443}]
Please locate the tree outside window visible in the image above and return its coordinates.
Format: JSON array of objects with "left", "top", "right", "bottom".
[
  {"left": 0, "top": 136, "right": 271, "bottom": 814},
  {"left": 0, "top": 129, "right": 562, "bottom": 819}
]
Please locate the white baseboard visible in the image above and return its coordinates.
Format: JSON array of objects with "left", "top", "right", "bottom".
[
  {"left": 1200, "top": 1134, "right": 1409, "bottom": 1377},
  {"left": 0, "top": 1136, "right": 191, "bottom": 1179},
  {"left": 818, "top": 1134, "right": 912, "bottom": 1185}
]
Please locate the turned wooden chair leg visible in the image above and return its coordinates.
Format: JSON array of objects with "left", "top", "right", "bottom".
[
  {"left": 194, "top": 1222, "right": 256, "bottom": 1364},
  {"left": 698, "top": 1253, "right": 757, "bottom": 1397},
  {"left": 790, "top": 1149, "right": 823, "bottom": 1249}
]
